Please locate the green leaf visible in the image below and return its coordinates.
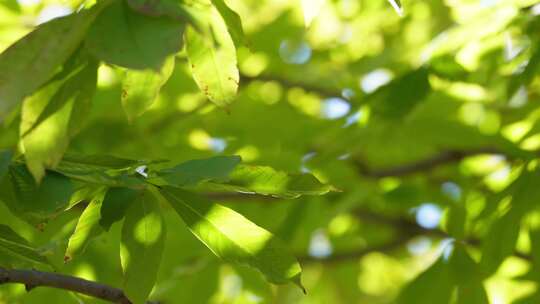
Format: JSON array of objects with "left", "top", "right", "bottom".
[
  {"left": 66, "top": 184, "right": 103, "bottom": 210},
  {"left": 121, "top": 190, "right": 165, "bottom": 304},
  {"left": 85, "top": 0, "right": 185, "bottom": 70},
  {"left": 445, "top": 203, "right": 467, "bottom": 239},
  {"left": 185, "top": 6, "right": 239, "bottom": 107},
  {"left": 100, "top": 187, "right": 139, "bottom": 231},
  {"left": 0, "top": 224, "right": 50, "bottom": 267},
  {"left": 396, "top": 254, "right": 453, "bottom": 304},
  {"left": 20, "top": 59, "right": 98, "bottom": 182},
  {"left": 0, "top": 150, "right": 12, "bottom": 180},
  {"left": 480, "top": 168, "right": 540, "bottom": 275},
  {"left": 65, "top": 188, "right": 106, "bottom": 261},
  {"left": 211, "top": 0, "right": 245, "bottom": 47},
  {"left": 429, "top": 55, "right": 468, "bottom": 81},
  {"left": 203, "top": 164, "right": 335, "bottom": 198},
  {"left": 121, "top": 56, "right": 175, "bottom": 121},
  {"left": 508, "top": 46, "right": 540, "bottom": 98},
  {"left": 148, "top": 155, "right": 241, "bottom": 187},
  {"left": 59, "top": 153, "right": 144, "bottom": 170},
  {"left": 0, "top": 4, "right": 105, "bottom": 120},
  {"left": 126, "top": 0, "right": 209, "bottom": 33},
  {"left": 159, "top": 187, "right": 304, "bottom": 290},
  {"left": 0, "top": 164, "right": 74, "bottom": 226},
  {"left": 449, "top": 244, "right": 488, "bottom": 304},
  {"left": 369, "top": 68, "right": 430, "bottom": 119},
  {"left": 53, "top": 153, "right": 146, "bottom": 187}
]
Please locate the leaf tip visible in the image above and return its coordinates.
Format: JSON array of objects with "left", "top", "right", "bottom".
[{"left": 293, "top": 274, "right": 307, "bottom": 295}]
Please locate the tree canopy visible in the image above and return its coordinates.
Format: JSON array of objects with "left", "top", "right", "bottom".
[{"left": 0, "top": 0, "right": 540, "bottom": 303}]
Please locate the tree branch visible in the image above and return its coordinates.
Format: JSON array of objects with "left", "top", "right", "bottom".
[
  {"left": 299, "top": 233, "right": 416, "bottom": 264},
  {"left": 354, "top": 147, "right": 502, "bottom": 178},
  {"left": 240, "top": 74, "right": 342, "bottom": 99},
  {"left": 0, "top": 267, "right": 153, "bottom": 304},
  {"left": 300, "top": 207, "right": 532, "bottom": 263}
]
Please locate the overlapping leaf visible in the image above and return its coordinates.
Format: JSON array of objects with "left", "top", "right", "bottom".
[
  {"left": 52, "top": 153, "right": 147, "bottom": 187},
  {"left": 148, "top": 155, "right": 241, "bottom": 187},
  {"left": 211, "top": 0, "right": 245, "bottom": 46},
  {"left": 397, "top": 244, "right": 487, "bottom": 304},
  {"left": 121, "top": 190, "right": 165, "bottom": 304},
  {"left": 0, "top": 150, "right": 11, "bottom": 180},
  {"left": 65, "top": 188, "right": 107, "bottom": 261},
  {"left": 159, "top": 187, "right": 305, "bottom": 291},
  {"left": 0, "top": 164, "right": 73, "bottom": 225},
  {"left": 185, "top": 5, "right": 239, "bottom": 107},
  {"left": 100, "top": 187, "right": 139, "bottom": 231},
  {"left": 85, "top": 0, "right": 184, "bottom": 70},
  {"left": 20, "top": 58, "right": 98, "bottom": 182},
  {"left": 0, "top": 3, "right": 106, "bottom": 119},
  {"left": 202, "top": 164, "right": 335, "bottom": 198},
  {"left": 480, "top": 168, "right": 540, "bottom": 275},
  {"left": 0, "top": 224, "right": 50, "bottom": 267},
  {"left": 121, "top": 56, "right": 175, "bottom": 121}
]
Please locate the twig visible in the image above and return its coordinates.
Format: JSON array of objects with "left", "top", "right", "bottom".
[{"left": 0, "top": 267, "right": 157, "bottom": 304}]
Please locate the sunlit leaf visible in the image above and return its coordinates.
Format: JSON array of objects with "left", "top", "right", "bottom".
[
  {"left": 85, "top": 0, "right": 185, "bottom": 70},
  {"left": 121, "top": 56, "right": 175, "bottom": 121},
  {"left": 480, "top": 168, "right": 540, "bottom": 275},
  {"left": 159, "top": 187, "right": 305, "bottom": 291},
  {"left": 20, "top": 58, "right": 98, "bottom": 182},
  {"left": 211, "top": 0, "right": 245, "bottom": 46},
  {"left": 185, "top": 6, "right": 239, "bottom": 107},
  {"left": 202, "top": 164, "right": 335, "bottom": 198},
  {"left": 396, "top": 256, "right": 453, "bottom": 303},
  {"left": 0, "top": 4, "right": 105, "bottom": 120},
  {"left": 121, "top": 190, "right": 165, "bottom": 304},
  {"left": 508, "top": 46, "right": 540, "bottom": 98},
  {"left": 66, "top": 185, "right": 103, "bottom": 210},
  {"left": 65, "top": 188, "right": 106, "bottom": 261}
]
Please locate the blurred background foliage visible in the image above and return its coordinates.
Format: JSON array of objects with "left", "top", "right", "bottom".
[{"left": 1, "top": 0, "right": 540, "bottom": 303}]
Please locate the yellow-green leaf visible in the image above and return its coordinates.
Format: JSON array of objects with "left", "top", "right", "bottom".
[
  {"left": 202, "top": 164, "right": 335, "bottom": 198},
  {"left": 160, "top": 187, "right": 304, "bottom": 291},
  {"left": 20, "top": 59, "right": 98, "bottom": 182},
  {"left": 121, "top": 56, "right": 175, "bottom": 121},
  {"left": 65, "top": 188, "right": 106, "bottom": 262},
  {"left": 185, "top": 6, "right": 239, "bottom": 107},
  {"left": 0, "top": 4, "right": 105, "bottom": 120}
]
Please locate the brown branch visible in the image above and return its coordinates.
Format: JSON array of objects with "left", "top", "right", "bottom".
[
  {"left": 354, "top": 147, "right": 502, "bottom": 178},
  {"left": 0, "top": 267, "right": 156, "bottom": 304}
]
